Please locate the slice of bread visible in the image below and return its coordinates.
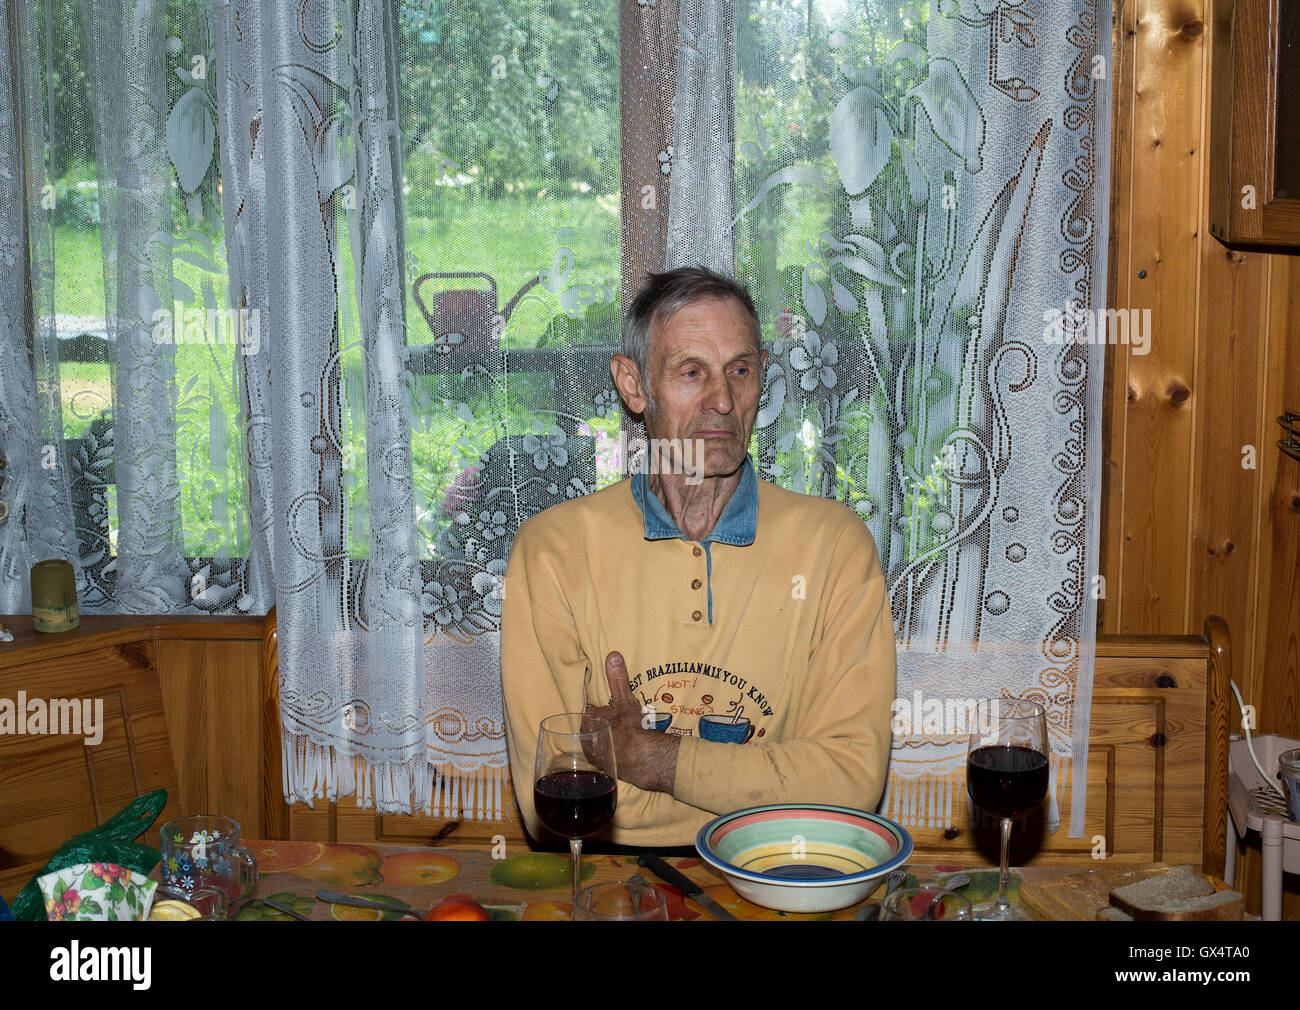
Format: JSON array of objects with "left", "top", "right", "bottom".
[
  {"left": 1108, "top": 865, "right": 1244, "bottom": 921},
  {"left": 1096, "top": 906, "right": 1133, "bottom": 921}
]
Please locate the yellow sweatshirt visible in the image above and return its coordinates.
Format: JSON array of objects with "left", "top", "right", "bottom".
[{"left": 501, "top": 460, "right": 896, "bottom": 847}]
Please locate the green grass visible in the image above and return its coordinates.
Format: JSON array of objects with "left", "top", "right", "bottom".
[
  {"left": 52, "top": 193, "right": 621, "bottom": 558},
  {"left": 51, "top": 192, "right": 619, "bottom": 340}
]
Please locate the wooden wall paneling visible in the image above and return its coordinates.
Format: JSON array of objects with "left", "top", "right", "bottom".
[
  {"left": 284, "top": 784, "right": 531, "bottom": 849},
  {"left": 1114, "top": 0, "right": 1208, "bottom": 635},
  {"left": 335, "top": 801, "right": 525, "bottom": 851},
  {"left": 1231, "top": 254, "right": 1300, "bottom": 918},
  {"left": 260, "top": 615, "right": 288, "bottom": 841},
  {"left": 154, "top": 640, "right": 206, "bottom": 819},
  {"left": 288, "top": 804, "right": 335, "bottom": 843},
  {"left": 1187, "top": 238, "right": 1269, "bottom": 703},
  {"left": 1186, "top": 0, "right": 1271, "bottom": 720},
  {"left": 1201, "top": 614, "right": 1231, "bottom": 877},
  {"left": 155, "top": 638, "right": 263, "bottom": 836},
  {"left": 1256, "top": 253, "right": 1300, "bottom": 737},
  {"left": 374, "top": 810, "right": 528, "bottom": 851},
  {"left": 1101, "top": 0, "right": 1139, "bottom": 634},
  {"left": 1100, "top": 0, "right": 1300, "bottom": 913}
]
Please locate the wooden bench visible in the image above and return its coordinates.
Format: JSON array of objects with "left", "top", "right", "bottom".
[
  {"left": 0, "top": 621, "right": 184, "bottom": 901},
  {"left": 0, "top": 615, "right": 264, "bottom": 905},
  {"left": 262, "top": 612, "right": 1231, "bottom": 878}
]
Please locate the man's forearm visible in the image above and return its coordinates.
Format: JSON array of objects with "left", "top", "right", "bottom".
[{"left": 673, "top": 733, "right": 890, "bottom": 815}]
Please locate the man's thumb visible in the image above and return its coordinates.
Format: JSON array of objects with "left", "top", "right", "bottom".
[{"left": 604, "top": 651, "right": 633, "bottom": 701}]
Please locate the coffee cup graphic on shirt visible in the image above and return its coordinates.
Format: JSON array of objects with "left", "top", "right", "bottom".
[{"left": 698, "top": 715, "right": 755, "bottom": 744}]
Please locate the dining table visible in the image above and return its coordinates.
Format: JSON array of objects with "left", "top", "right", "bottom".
[{"left": 214, "top": 839, "right": 1233, "bottom": 921}]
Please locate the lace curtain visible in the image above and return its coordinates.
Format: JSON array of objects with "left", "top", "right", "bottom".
[
  {"left": 1, "top": 0, "right": 267, "bottom": 617},
  {"left": 717, "top": 0, "right": 1111, "bottom": 835},
  {"left": 0, "top": 0, "right": 1108, "bottom": 832}
]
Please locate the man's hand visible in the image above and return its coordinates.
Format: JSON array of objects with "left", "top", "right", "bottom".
[{"left": 584, "top": 651, "right": 679, "bottom": 794}]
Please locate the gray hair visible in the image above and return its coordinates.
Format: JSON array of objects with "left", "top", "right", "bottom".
[{"left": 622, "top": 266, "right": 762, "bottom": 418}]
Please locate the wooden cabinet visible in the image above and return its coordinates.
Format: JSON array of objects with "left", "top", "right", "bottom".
[
  {"left": 1209, "top": 0, "right": 1300, "bottom": 247},
  {"left": 901, "top": 620, "right": 1230, "bottom": 874}
]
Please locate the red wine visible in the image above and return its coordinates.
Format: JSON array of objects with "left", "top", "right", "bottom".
[
  {"left": 967, "top": 745, "right": 1049, "bottom": 818},
  {"left": 534, "top": 770, "right": 617, "bottom": 838}
]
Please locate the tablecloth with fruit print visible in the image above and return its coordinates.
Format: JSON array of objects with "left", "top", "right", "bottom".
[{"left": 232, "top": 840, "right": 1023, "bottom": 921}]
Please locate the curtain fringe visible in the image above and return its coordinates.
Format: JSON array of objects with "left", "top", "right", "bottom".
[
  {"left": 282, "top": 731, "right": 507, "bottom": 820},
  {"left": 882, "top": 759, "right": 1069, "bottom": 833}
]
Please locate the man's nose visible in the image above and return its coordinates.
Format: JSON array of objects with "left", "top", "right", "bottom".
[{"left": 706, "top": 372, "right": 736, "bottom": 414}]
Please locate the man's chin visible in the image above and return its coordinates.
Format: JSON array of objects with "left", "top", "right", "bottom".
[{"left": 688, "top": 444, "right": 747, "bottom": 483}]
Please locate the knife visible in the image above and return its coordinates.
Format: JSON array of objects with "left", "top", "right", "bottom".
[
  {"left": 314, "top": 890, "right": 425, "bottom": 919},
  {"left": 261, "top": 897, "right": 312, "bottom": 921},
  {"left": 636, "top": 854, "right": 738, "bottom": 921}
]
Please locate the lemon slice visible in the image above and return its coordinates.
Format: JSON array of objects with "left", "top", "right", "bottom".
[
  {"left": 328, "top": 893, "right": 410, "bottom": 921},
  {"left": 149, "top": 899, "right": 201, "bottom": 921}
]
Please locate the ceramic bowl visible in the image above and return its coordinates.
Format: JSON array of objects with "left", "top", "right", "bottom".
[
  {"left": 696, "top": 803, "right": 912, "bottom": 913},
  {"left": 38, "top": 862, "right": 158, "bottom": 921}
]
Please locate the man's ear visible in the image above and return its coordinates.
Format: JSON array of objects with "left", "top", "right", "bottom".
[{"left": 610, "top": 354, "right": 648, "bottom": 416}]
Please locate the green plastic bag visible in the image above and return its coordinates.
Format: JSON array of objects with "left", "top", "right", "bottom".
[{"left": 9, "top": 789, "right": 167, "bottom": 921}]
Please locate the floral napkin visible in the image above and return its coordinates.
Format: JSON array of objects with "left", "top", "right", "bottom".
[
  {"left": 38, "top": 863, "right": 158, "bottom": 922},
  {"left": 8, "top": 789, "right": 166, "bottom": 921}
]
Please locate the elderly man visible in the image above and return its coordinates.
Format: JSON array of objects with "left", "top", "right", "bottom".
[{"left": 501, "top": 266, "right": 895, "bottom": 848}]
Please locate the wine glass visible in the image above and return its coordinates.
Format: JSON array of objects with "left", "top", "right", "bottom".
[
  {"left": 965, "top": 698, "right": 1048, "bottom": 921},
  {"left": 534, "top": 713, "right": 618, "bottom": 905},
  {"left": 573, "top": 877, "right": 669, "bottom": 921},
  {"left": 881, "top": 887, "right": 973, "bottom": 921}
]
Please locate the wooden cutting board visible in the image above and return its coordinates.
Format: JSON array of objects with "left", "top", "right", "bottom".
[{"left": 1020, "top": 863, "right": 1178, "bottom": 921}]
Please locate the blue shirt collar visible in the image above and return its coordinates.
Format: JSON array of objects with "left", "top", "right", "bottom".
[{"left": 630, "top": 456, "right": 758, "bottom": 546}]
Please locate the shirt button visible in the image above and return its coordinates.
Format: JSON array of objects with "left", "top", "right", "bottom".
[
  {"left": 692, "top": 546, "right": 702, "bottom": 557},
  {"left": 692, "top": 610, "right": 702, "bottom": 622},
  {"left": 691, "top": 579, "right": 702, "bottom": 590}
]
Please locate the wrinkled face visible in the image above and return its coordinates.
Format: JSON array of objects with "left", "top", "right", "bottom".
[{"left": 638, "top": 296, "right": 765, "bottom": 480}]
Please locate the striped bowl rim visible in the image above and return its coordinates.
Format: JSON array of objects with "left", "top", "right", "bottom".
[{"left": 695, "top": 803, "right": 913, "bottom": 887}]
